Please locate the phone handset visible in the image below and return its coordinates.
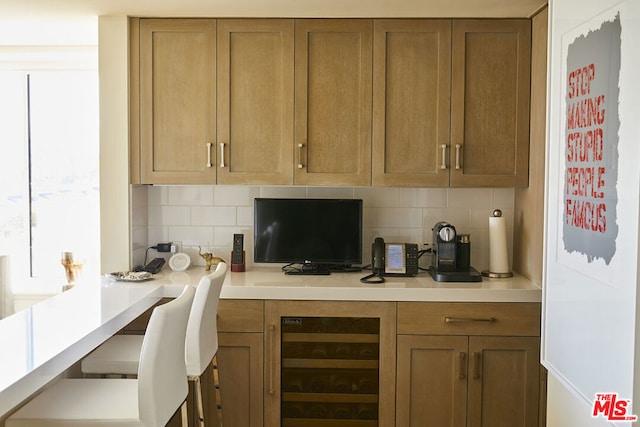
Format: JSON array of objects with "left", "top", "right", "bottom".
[
  {"left": 361, "top": 237, "right": 386, "bottom": 284},
  {"left": 372, "top": 237, "right": 385, "bottom": 274}
]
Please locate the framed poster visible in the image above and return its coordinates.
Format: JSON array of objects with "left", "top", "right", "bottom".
[{"left": 555, "top": 9, "right": 622, "bottom": 287}]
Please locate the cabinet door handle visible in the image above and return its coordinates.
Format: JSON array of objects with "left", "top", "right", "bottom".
[
  {"left": 455, "top": 144, "right": 462, "bottom": 170},
  {"left": 219, "top": 143, "right": 226, "bottom": 168},
  {"left": 206, "top": 142, "right": 212, "bottom": 168},
  {"left": 459, "top": 352, "right": 467, "bottom": 379},
  {"left": 445, "top": 316, "right": 494, "bottom": 323},
  {"left": 268, "top": 324, "right": 276, "bottom": 395},
  {"left": 472, "top": 351, "right": 481, "bottom": 379},
  {"left": 440, "top": 144, "right": 447, "bottom": 170},
  {"left": 298, "top": 143, "right": 304, "bottom": 169}
]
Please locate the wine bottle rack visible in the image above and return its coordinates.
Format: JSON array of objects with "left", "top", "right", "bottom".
[{"left": 281, "top": 317, "right": 380, "bottom": 427}]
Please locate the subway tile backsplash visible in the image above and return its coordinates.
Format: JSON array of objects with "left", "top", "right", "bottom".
[{"left": 131, "top": 185, "right": 514, "bottom": 272}]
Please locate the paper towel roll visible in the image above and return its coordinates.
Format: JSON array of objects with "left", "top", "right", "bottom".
[{"left": 487, "top": 210, "right": 512, "bottom": 277}]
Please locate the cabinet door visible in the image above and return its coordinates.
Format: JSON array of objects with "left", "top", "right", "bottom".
[
  {"left": 396, "top": 335, "right": 467, "bottom": 427},
  {"left": 372, "top": 20, "right": 451, "bottom": 187},
  {"left": 139, "top": 19, "right": 216, "bottom": 184},
  {"left": 467, "top": 336, "right": 540, "bottom": 427},
  {"left": 450, "top": 20, "right": 531, "bottom": 187},
  {"left": 294, "top": 19, "right": 373, "bottom": 186},
  {"left": 217, "top": 19, "right": 294, "bottom": 184},
  {"left": 217, "top": 332, "right": 264, "bottom": 427}
]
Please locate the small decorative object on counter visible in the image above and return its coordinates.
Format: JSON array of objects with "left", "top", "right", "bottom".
[
  {"left": 482, "top": 209, "right": 513, "bottom": 278},
  {"left": 61, "top": 251, "right": 83, "bottom": 290},
  {"left": 198, "top": 246, "right": 224, "bottom": 271}
]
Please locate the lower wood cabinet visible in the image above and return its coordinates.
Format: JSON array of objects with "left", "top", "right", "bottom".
[
  {"left": 216, "top": 300, "right": 265, "bottom": 427},
  {"left": 217, "top": 333, "right": 263, "bottom": 426},
  {"left": 397, "top": 335, "right": 540, "bottom": 427},
  {"left": 215, "top": 299, "right": 543, "bottom": 427},
  {"left": 397, "top": 302, "right": 543, "bottom": 427}
]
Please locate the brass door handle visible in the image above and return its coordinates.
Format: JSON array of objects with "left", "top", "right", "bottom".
[
  {"left": 206, "top": 142, "right": 212, "bottom": 168},
  {"left": 440, "top": 144, "right": 448, "bottom": 170},
  {"left": 472, "top": 351, "right": 481, "bottom": 379},
  {"left": 219, "top": 143, "right": 226, "bottom": 168},
  {"left": 459, "top": 352, "right": 467, "bottom": 379},
  {"left": 298, "top": 143, "right": 304, "bottom": 169}
]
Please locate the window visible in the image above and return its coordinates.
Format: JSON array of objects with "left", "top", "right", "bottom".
[{"left": 0, "top": 65, "right": 99, "bottom": 292}]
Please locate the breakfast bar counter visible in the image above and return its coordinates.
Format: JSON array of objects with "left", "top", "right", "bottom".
[
  {"left": 0, "top": 281, "right": 166, "bottom": 419},
  {"left": 0, "top": 266, "right": 541, "bottom": 421}
]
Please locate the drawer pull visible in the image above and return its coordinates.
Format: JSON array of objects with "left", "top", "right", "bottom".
[
  {"left": 444, "top": 316, "right": 495, "bottom": 323},
  {"left": 458, "top": 352, "right": 467, "bottom": 380}
]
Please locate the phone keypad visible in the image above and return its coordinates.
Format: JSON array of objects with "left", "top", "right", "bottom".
[{"left": 405, "top": 244, "right": 419, "bottom": 274}]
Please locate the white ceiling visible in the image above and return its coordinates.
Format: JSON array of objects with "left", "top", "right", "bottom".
[
  {"left": 0, "top": 0, "right": 547, "bottom": 45},
  {"left": 0, "top": 0, "right": 547, "bottom": 19}
]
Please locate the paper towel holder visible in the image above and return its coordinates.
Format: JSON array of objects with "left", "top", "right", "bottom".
[{"left": 481, "top": 209, "right": 513, "bottom": 278}]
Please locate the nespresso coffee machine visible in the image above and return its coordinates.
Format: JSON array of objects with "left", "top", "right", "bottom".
[{"left": 429, "top": 221, "right": 482, "bottom": 282}]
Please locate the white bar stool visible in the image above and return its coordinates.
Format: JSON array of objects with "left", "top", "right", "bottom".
[
  {"left": 6, "top": 285, "right": 195, "bottom": 427},
  {"left": 81, "top": 262, "right": 228, "bottom": 426}
]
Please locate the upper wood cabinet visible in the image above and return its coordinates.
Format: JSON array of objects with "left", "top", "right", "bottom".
[
  {"left": 137, "top": 19, "right": 217, "bottom": 185},
  {"left": 450, "top": 19, "right": 531, "bottom": 187},
  {"left": 216, "top": 19, "right": 294, "bottom": 185},
  {"left": 294, "top": 19, "right": 373, "bottom": 186},
  {"left": 372, "top": 20, "right": 452, "bottom": 187},
  {"left": 131, "top": 18, "right": 532, "bottom": 187}
]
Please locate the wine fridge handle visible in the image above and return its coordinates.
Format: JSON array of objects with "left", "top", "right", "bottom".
[{"left": 268, "top": 324, "right": 276, "bottom": 395}]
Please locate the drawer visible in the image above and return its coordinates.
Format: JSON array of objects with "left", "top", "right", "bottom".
[
  {"left": 218, "top": 299, "right": 264, "bottom": 332},
  {"left": 397, "top": 302, "right": 541, "bottom": 336}
]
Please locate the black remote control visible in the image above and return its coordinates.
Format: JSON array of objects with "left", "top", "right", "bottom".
[{"left": 232, "top": 234, "right": 244, "bottom": 264}]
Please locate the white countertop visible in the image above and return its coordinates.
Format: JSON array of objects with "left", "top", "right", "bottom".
[
  {"left": 156, "top": 266, "right": 542, "bottom": 303},
  {"left": 0, "top": 281, "right": 166, "bottom": 417},
  {"left": 0, "top": 265, "right": 540, "bottom": 418}
]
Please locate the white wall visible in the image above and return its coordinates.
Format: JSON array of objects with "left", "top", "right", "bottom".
[
  {"left": 548, "top": 375, "right": 611, "bottom": 427},
  {"left": 545, "top": 0, "right": 640, "bottom": 425},
  {"left": 98, "top": 16, "right": 131, "bottom": 273}
]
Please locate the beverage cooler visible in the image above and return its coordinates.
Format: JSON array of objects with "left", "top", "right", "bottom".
[
  {"left": 280, "top": 317, "right": 380, "bottom": 425},
  {"left": 264, "top": 301, "right": 396, "bottom": 427}
]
